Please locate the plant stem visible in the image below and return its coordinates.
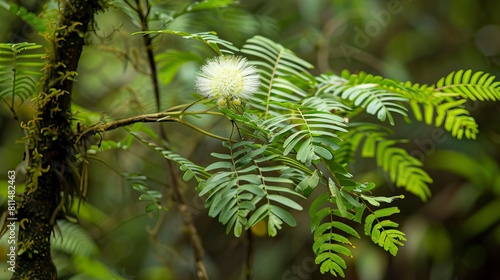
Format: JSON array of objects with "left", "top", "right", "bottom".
[{"left": 133, "top": 1, "right": 210, "bottom": 278}]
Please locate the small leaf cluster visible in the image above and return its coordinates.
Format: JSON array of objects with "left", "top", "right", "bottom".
[{"left": 123, "top": 173, "right": 168, "bottom": 215}]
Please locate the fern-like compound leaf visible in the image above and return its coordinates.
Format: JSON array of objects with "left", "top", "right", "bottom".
[
  {"left": 133, "top": 30, "right": 239, "bottom": 55},
  {"left": 310, "top": 194, "right": 361, "bottom": 278},
  {"left": 132, "top": 132, "right": 210, "bottom": 182},
  {"left": 345, "top": 124, "right": 432, "bottom": 200},
  {"left": 435, "top": 69, "right": 500, "bottom": 101},
  {"left": 0, "top": 42, "right": 44, "bottom": 119},
  {"left": 364, "top": 207, "right": 406, "bottom": 256},
  {"left": 404, "top": 70, "right": 500, "bottom": 139},
  {"left": 200, "top": 141, "right": 305, "bottom": 237},
  {"left": 241, "top": 35, "right": 314, "bottom": 117},
  {"left": 317, "top": 71, "right": 410, "bottom": 125},
  {"left": 408, "top": 93, "right": 480, "bottom": 140},
  {"left": 263, "top": 106, "right": 347, "bottom": 166},
  {"left": 51, "top": 220, "right": 99, "bottom": 257}
]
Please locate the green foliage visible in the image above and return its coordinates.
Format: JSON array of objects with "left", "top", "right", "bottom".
[
  {"left": 316, "top": 71, "right": 409, "bottom": 125},
  {"left": 1, "top": 2, "right": 46, "bottom": 32},
  {"left": 263, "top": 107, "right": 347, "bottom": 166},
  {"left": 124, "top": 30, "right": 498, "bottom": 277},
  {"left": 156, "top": 50, "right": 203, "bottom": 84},
  {"left": 199, "top": 141, "right": 305, "bottom": 237},
  {"left": 408, "top": 70, "right": 500, "bottom": 139},
  {"left": 123, "top": 173, "right": 168, "bottom": 215},
  {"left": 52, "top": 220, "right": 99, "bottom": 258},
  {"left": 364, "top": 207, "right": 406, "bottom": 256},
  {"left": 185, "top": 0, "right": 237, "bottom": 11},
  {"left": 119, "top": 0, "right": 237, "bottom": 28},
  {"left": 435, "top": 69, "right": 500, "bottom": 101},
  {"left": 404, "top": 80, "right": 478, "bottom": 140},
  {"left": 310, "top": 193, "right": 359, "bottom": 278},
  {"left": 3, "top": 3, "right": 497, "bottom": 276},
  {"left": 344, "top": 124, "right": 433, "bottom": 200},
  {"left": 71, "top": 255, "right": 128, "bottom": 280},
  {"left": 132, "top": 132, "right": 210, "bottom": 182},
  {"left": 0, "top": 42, "right": 44, "bottom": 119},
  {"left": 242, "top": 35, "right": 315, "bottom": 116},
  {"left": 134, "top": 30, "right": 238, "bottom": 55},
  {"left": 50, "top": 220, "right": 127, "bottom": 279},
  {"left": 316, "top": 69, "right": 500, "bottom": 140}
]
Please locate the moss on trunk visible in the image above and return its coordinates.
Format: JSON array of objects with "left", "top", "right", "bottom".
[{"left": 13, "top": 1, "right": 107, "bottom": 279}]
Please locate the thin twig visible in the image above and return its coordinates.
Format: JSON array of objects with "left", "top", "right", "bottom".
[
  {"left": 168, "top": 161, "right": 209, "bottom": 280},
  {"left": 135, "top": 0, "right": 161, "bottom": 112}
]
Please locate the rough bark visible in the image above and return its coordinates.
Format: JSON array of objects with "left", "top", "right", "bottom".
[{"left": 13, "top": 1, "right": 106, "bottom": 279}]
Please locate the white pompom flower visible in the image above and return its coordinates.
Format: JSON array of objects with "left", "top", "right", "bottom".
[{"left": 195, "top": 55, "right": 260, "bottom": 107}]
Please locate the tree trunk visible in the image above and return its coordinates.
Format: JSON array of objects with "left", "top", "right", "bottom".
[{"left": 13, "top": 1, "right": 106, "bottom": 279}]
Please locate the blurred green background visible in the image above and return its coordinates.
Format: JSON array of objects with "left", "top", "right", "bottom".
[{"left": 1, "top": 0, "right": 500, "bottom": 279}]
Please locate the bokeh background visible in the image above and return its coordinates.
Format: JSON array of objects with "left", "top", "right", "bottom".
[{"left": 1, "top": 0, "right": 500, "bottom": 279}]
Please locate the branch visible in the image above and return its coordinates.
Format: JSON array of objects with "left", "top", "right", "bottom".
[
  {"left": 79, "top": 112, "right": 172, "bottom": 137},
  {"left": 77, "top": 111, "right": 231, "bottom": 143}
]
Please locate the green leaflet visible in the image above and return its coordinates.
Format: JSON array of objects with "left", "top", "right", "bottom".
[
  {"left": 319, "top": 258, "right": 346, "bottom": 277},
  {"left": 329, "top": 178, "right": 348, "bottom": 218}
]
